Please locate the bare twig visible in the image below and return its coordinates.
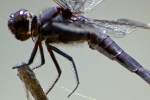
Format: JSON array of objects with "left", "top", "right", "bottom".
[{"left": 17, "top": 65, "right": 48, "bottom": 100}]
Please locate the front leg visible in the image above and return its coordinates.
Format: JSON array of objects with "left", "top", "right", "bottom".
[
  {"left": 32, "top": 41, "right": 45, "bottom": 70},
  {"left": 12, "top": 38, "right": 45, "bottom": 69}
]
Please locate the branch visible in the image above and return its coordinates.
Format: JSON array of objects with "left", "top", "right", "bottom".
[{"left": 17, "top": 65, "right": 48, "bottom": 100}]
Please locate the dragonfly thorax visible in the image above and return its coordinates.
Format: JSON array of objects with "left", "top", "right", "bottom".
[{"left": 61, "top": 8, "right": 72, "bottom": 19}]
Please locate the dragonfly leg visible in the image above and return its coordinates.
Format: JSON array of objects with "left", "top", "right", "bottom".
[
  {"left": 45, "top": 43, "right": 62, "bottom": 95},
  {"left": 12, "top": 39, "right": 45, "bottom": 69},
  {"left": 32, "top": 42, "right": 45, "bottom": 70},
  {"left": 45, "top": 42, "right": 79, "bottom": 97}
]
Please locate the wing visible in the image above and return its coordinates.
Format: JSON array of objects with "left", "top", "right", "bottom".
[
  {"left": 84, "top": 0, "right": 104, "bottom": 12},
  {"left": 53, "top": 0, "right": 68, "bottom": 8},
  {"left": 52, "top": 0, "right": 104, "bottom": 13},
  {"left": 51, "top": 16, "right": 150, "bottom": 38},
  {"left": 89, "top": 18, "right": 150, "bottom": 37}
]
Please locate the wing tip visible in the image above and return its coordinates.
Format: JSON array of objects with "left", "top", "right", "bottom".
[{"left": 147, "top": 23, "right": 150, "bottom": 28}]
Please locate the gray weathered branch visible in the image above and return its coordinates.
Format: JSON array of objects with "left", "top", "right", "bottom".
[{"left": 17, "top": 65, "right": 48, "bottom": 100}]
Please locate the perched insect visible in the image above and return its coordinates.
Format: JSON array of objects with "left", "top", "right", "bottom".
[{"left": 8, "top": 0, "right": 150, "bottom": 98}]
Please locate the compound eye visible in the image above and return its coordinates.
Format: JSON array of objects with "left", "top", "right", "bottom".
[
  {"left": 8, "top": 9, "right": 33, "bottom": 41},
  {"left": 19, "top": 9, "right": 32, "bottom": 18},
  {"left": 9, "top": 13, "right": 14, "bottom": 18},
  {"left": 17, "top": 9, "right": 32, "bottom": 20}
]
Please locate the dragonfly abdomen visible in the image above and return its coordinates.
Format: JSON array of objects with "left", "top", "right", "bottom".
[
  {"left": 88, "top": 33, "right": 150, "bottom": 84},
  {"left": 88, "top": 33, "right": 122, "bottom": 59},
  {"left": 88, "top": 33, "right": 142, "bottom": 72}
]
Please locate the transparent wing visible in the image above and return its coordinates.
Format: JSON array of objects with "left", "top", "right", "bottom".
[
  {"left": 89, "top": 18, "right": 150, "bottom": 37},
  {"left": 53, "top": 0, "right": 68, "bottom": 8},
  {"left": 52, "top": 16, "right": 150, "bottom": 38},
  {"left": 52, "top": 0, "right": 104, "bottom": 13},
  {"left": 84, "top": 0, "right": 104, "bottom": 12}
]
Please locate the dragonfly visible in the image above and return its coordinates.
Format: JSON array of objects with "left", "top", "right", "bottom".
[{"left": 8, "top": 0, "right": 150, "bottom": 98}]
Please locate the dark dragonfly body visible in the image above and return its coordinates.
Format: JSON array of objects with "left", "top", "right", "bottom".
[
  {"left": 39, "top": 7, "right": 90, "bottom": 43},
  {"left": 8, "top": 0, "right": 150, "bottom": 98}
]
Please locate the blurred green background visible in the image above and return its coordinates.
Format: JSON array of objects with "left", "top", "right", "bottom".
[{"left": 0, "top": 0, "right": 150, "bottom": 100}]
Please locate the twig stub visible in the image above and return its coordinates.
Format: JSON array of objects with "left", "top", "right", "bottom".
[{"left": 17, "top": 65, "right": 48, "bottom": 100}]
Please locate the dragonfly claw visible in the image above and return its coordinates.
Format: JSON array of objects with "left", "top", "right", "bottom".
[{"left": 12, "top": 63, "right": 28, "bottom": 69}]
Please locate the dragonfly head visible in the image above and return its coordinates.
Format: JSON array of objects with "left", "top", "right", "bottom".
[{"left": 8, "top": 9, "right": 33, "bottom": 41}]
